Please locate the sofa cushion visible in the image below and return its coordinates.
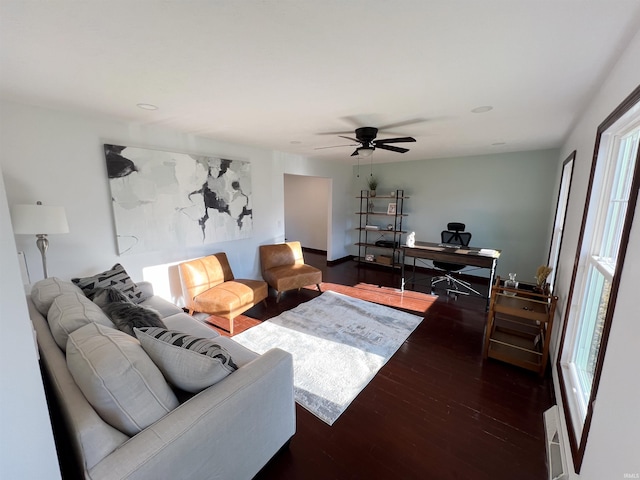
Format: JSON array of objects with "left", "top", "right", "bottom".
[
  {"left": 48, "top": 292, "right": 115, "bottom": 350},
  {"left": 192, "top": 280, "right": 268, "bottom": 320},
  {"left": 67, "top": 323, "right": 178, "bottom": 436},
  {"left": 140, "top": 295, "right": 184, "bottom": 319},
  {"left": 72, "top": 264, "right": 149, "bottom": 303},
  {"left": 31, "top": 277, "right": 85, "bottom": 316},
  {"left": 162, "top": 312, "right": 221, "bottom": 338},
  {"left": 134, "top": 327, "right": 238, "bottom": 393}
]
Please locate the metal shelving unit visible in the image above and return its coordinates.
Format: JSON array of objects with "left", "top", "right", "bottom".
[{"left": 355, "top": 189, "right": 408, "bottom": 269}]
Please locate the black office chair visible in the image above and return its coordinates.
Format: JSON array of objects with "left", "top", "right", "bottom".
[{"left": 431, "top": 222, "right": 481, "bottom": 297}]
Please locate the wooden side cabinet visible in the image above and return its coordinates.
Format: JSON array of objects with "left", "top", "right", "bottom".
[{"left": 482, "top": 276, "right": 558, "bottom": 375}]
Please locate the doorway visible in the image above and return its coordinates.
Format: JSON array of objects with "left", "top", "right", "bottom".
[{"left": 283, "top": 174, "right": 331, "bottom": 256}]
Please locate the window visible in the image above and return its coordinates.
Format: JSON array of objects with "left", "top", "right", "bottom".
[
  {"left": 557, "top": 86, "right": 640, "bottom": 473},
  {"left": 547, "top": 151, "right": 575, "bottom": 292}
]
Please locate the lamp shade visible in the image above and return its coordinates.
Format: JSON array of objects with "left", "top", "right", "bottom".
[
  {"left": 358, "top": 147, "right": 374, "bottom": 158},
  {"left": 11, "top": 203, "right": 69, "bottom": 235}
]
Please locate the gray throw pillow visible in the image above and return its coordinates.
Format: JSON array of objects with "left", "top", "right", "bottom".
[
  {"left": 134, "top": 327, "right": 238, "bottom": 393},
  {"left": 72, "top": 263, "right": 149, "bottom": 303},
  {"left": 92, "top": 287, "right": 166, "bottom": 336},
  {"left": 66, "top": 323, "right": 178, "bottom": 436}
]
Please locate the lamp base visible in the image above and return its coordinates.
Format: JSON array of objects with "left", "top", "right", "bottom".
[{"left": 35, "top": 234, "right": 49, "bottom": 279}]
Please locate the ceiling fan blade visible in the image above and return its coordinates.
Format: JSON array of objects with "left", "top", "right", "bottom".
[
  {"left": 314, "top": 143, "right": 358, "bottom": 150},
  {"left": 350, "top": 149, "right": 360, "bottom": 157},
  {"left": 317, "top": 130, "right": 358, "bottom": 135},
  {"left": 377, "top": 118, "right": 430, "bottom": 130},
  {"left": 376, "top": 144, "right": 409, "bottom": 154},
  {"left": 375, "top": 136, "right": 416, "bottom": 144},
  {"left": 338, "top": 135, "right": 360, "bottom": 143}
]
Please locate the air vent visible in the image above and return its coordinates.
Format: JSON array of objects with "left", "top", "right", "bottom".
[{"left": 544, "top": 405, "right": 569, "bottom": 480}]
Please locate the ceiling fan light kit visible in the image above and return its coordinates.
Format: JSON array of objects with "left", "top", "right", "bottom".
[{"left": 357, "top": 147, "right": 375, "bottom": 158}]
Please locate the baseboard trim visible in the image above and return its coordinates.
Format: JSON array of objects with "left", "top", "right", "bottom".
[
  {"left": 327, "top": 255, "right": 354, "bottom": 266},
  {"left": 301, "top": 247, "right": 327, "bottom": 256},
  {"left": 301, "top": 248, "right": 353, "bottom": 266}
]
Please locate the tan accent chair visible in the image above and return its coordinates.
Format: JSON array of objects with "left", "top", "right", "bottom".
[
  {"left": 259, "top": 241, "right": 322, "bottom": 303},
  {"left": 178, "top": 253, "right": 268, "bottom": 334}
]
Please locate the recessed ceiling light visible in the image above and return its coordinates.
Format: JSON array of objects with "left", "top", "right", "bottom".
[
  {"left": 136, "top": 103, "right": 158, "bottom": 111},
  {"left": 471, "top": 106, "right": 493, "bottom": 113},
  {"left": 492, "top": 142, "right": 506, "bottom": 146}
]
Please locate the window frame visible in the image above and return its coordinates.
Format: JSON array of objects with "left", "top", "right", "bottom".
[
  {"left": 556, "top": 85, "right": 640, "bottom": 473},
  {"left": 546, "top": 150, "right": 575, "bottom": 292}
]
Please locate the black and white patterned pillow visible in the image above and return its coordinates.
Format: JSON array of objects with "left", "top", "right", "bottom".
[
  {"left": 72, "top": 264, "right": 148, "bottom": 303},
  {"left": 134, "top": 327, "right": 238, "bottom": 393}
]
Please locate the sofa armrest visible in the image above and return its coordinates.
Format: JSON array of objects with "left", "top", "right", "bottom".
[{"left": 89, "top": 348, "right": 295, "bottom": 480}]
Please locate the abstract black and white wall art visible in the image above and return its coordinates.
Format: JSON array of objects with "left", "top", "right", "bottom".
[{"left": 104, "top": 144, "right": 252, "bottom": 255}]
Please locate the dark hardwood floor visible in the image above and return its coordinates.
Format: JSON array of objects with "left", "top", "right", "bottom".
[
  {"left": 241, "top": 252, "right": 554, "bottom": 480},
  {"left": 51, "top": 251, "right": 553, "bottom": 479}
]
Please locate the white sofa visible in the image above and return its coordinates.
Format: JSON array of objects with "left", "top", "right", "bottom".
[{"left": 29, "top": 277, "right": 295, "bottom": 480}]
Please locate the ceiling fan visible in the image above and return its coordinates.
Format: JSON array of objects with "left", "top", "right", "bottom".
[{"left": 317, "top": 126, "right": 416, "bottom": 156}]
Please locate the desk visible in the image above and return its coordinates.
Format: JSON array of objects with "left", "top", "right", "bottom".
[{"left": 401, "top": 241, "right": 501, "bottom": 307}]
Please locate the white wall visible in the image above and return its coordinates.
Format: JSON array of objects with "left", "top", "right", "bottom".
[
  {"left": 354, "top": 149, "right": 559, "bottom": 280},
  {"left": 550, "top": 29, "right": 640, "bottom": 479},
  {"left": 284, "top": 174, "right": 330, "bottom": 251},
  {"left": 0, "top": 101, "right": 353, "bottom": 290},
  {"left": 0, "top": 168, "right": 61, "bottom": 479},
  {"left": 275, "top": 151, "right": 353, "bottom": 263}
]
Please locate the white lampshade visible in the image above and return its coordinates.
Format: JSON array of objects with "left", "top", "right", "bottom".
[{"left": 11, "top": 203, "right": 69, "bottom": 235}]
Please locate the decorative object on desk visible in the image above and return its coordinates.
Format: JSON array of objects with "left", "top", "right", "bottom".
[
  {"left": 368, "top": 200, "right": 375, "bottom": 212},
  {"left": 11, "top": 201, "right": 70, "bottom": 279},
  {"left": 387, "top": 203, "right": 397, "bottom": 215},
  {"left": 406, "top": 231, "right": 416, "bottom": 248},
  {"left": 365, "top": 254, "right": 374, "bottom": 262},
  {"left": 387, "top": 224, "right": 394, "bottom": 231},
  {"left": 367, "top": 176, "right": 378, "bottom": 197},
  {"left": 504, "top": 272, "right": 519, "bottom": 295},
  {"left": 390, "top": 191, "right": 395, "bottom": 197}
]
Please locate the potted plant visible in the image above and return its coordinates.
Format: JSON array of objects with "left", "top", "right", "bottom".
[{"left": 367, "top": 176, "right": 378, "bottom": 197}]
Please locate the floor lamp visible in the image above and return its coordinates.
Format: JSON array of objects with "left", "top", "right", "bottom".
[{"left": 11, "top": 201, "right": 69, "bottom": 279}]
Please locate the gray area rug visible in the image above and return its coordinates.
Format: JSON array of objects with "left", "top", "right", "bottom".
[{"left": 233, "top": 290, "right": 423, "bottom": 425}]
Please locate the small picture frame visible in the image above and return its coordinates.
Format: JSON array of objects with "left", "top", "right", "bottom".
[{"left": 387, "top": 203, "right": 397, "bottom": 215}]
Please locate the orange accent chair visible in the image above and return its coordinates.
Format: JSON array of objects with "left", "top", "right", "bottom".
[
  {"left": 259, "top": 241, "right": 322, "bottom": 303},
  {"left": 178, "top": 253, "right": 268, "bottom": 334}
]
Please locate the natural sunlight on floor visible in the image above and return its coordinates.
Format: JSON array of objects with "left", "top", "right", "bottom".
[{"left": 305, "top": 281, "right": 437, "bottom": 314}]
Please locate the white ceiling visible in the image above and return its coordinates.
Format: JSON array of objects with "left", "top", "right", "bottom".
[{"left": 1, "top": 1, "right": 639, "bottom": 164}]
